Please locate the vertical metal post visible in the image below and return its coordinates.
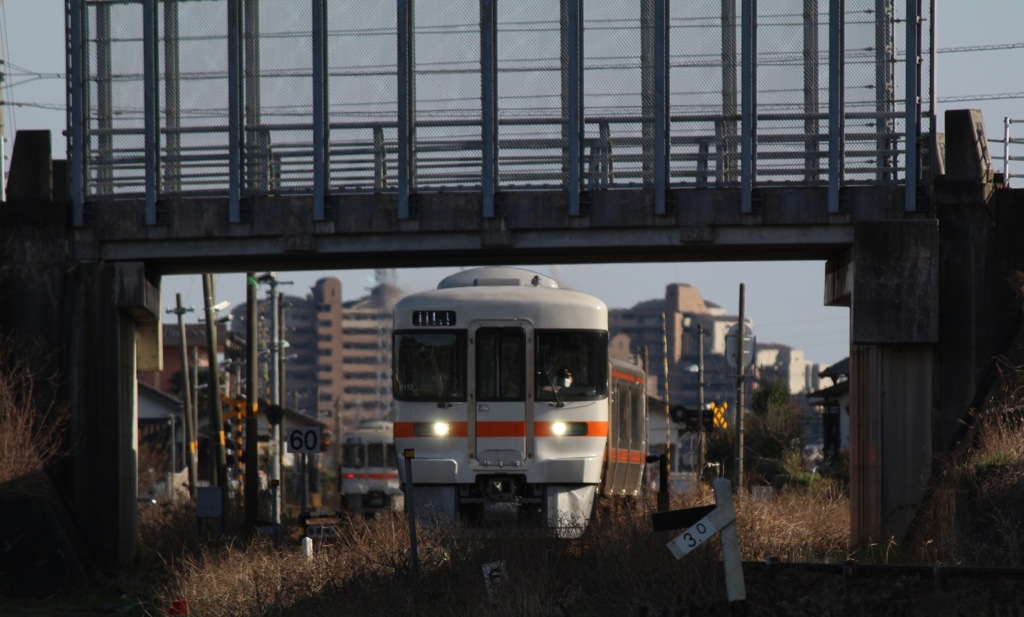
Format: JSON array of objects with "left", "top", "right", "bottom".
[
  {"left": 928, "top": 0, "right": 936, "bottom": 148},
  {"left": 661, "top": 312, "right": 670, "bottom": 471},
  {"left": 713, "top": 478, "right": 746, "bottom": 603},
  {"left": 204, "top": 274, "right": 229, "bottom": 517},
  {"left": 735, "top": 284, "right": 745, "bottom": 492},
  {"left": 657, "top": 454, "right": 669, "bottom": 511},
  {"left": 480, "top": 0, "right": 498, "bottom": 218},
  {"left": 170, "top": 295, "right": 198, "bottom": 499},
  {"left": 404, "top": 450, "right": 420, "bottom": 582},
  {"left": 244, "top": 0, "right": 262, "bottom": 193},
  {"left": 268, "top": 279, "right": 282, "bottom": 525},
  {"left": 653, "top": 0, "right": 668, "bottom": 214},
  {"left": 640, "top": 0, "right": 654, "bottom": 185},
  {"left": 827, "top": 0, "right": 845, "bottom": 213},
  {"left": 904, "top": 0, "right": 919, "bottom": 212},
  {"left": 740, "top": 0, "right": 755, "bottom": 213},
  {"left": 245, "top": 274, "right": 259, "bottom": 534},
  {"left": 397, "top": 0, "right": 416, "bottom": 220},
  {"left": 561, "top": 0, "right": 582, "bottom": 216},
  {"left": 803, "top": 0, "right": 819, "bottom": 182},
  {"left": 228, "top": 0, "right": 243, "bottom": 221},
  {"left": 68, "top": 0, "right": 87, "bottom": 225},
  {"left": 312, "top": 0, "right": 328, "bottom": 220},
  {"left": 1004, "top": 118, "right": 1012, "bottom": 187},
  {"left": 697, "top": 323, "right": 706, "bottom": 477},
  {"left": 143, "top": 0, "right": 159, "bottom": 225},
  {"left": 875, "top": 0, "right": 894, "bottom": 182},
  {"left": 96, "top": 3, "right": 113, "bottom": 196},
  {"left": 720, "top": 0, "right": 737, "bottom": 184},
  {"left": 163, "top": 0, "right": 181, "bottom": 195}
]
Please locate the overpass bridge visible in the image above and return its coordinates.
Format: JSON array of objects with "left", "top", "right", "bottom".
[{"left": 3, "top": 0, "right": 1023, "bottom": 573}]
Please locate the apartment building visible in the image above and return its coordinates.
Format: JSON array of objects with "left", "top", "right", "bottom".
[
  {"left": 229, "top": 277, "right": 345, "bottom": 419},
  {"left": 338, "top": 282, "right": 400, "bottom": 428}
]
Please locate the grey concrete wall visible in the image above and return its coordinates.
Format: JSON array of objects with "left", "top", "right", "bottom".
[{"left": 848, "top": 220, "right": 938, "bottom": 545}]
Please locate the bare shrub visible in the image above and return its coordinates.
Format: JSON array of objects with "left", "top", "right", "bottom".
[{"left": 0, "top": 333, "right": 68, "bottom": 486}]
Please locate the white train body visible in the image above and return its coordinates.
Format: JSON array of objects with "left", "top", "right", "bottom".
[
  {"left": 392, "top": 267, "right": 647, "bottom": 536},
  {"left": 338, "top": 420, "right": 404, "bottom": 515}
]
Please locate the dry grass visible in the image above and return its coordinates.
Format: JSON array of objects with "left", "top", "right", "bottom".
[
  {"left": 0, "top": 334, "right": 68, "bottom": 486},
  {"left": 909, "top": 405, "right": 1024, "bottom": 567},
  {"left": 132, "top": 485, "right": 854, "bottom": 617}
]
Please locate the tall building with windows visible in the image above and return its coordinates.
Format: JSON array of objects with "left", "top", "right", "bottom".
[
  {"left": 229, "top": 277, "right": 345, "bottom": 419},
  {"left": 338, "top": 281, "right": 400, "bottom": 428}
]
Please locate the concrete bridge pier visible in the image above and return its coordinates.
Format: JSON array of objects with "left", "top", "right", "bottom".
[
  {"left": 0, "top": 130, "right": 161, "bottom": 569},
  {"left": 63, "top": 261, "right": 161, "bottom": 567},
  {"left": 829, "top": 220, "right": 939, "bottom": 546}
]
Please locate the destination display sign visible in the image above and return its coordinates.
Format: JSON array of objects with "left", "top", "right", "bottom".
[{"left": 412, "top": 310, "right": 457, "bottom": 327}]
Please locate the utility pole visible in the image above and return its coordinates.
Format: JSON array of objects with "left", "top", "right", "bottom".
[
  {"left": 167, "top": 294, "right": 197, "bottom": 499},
  {"left": 245, "top": 273, "right": 260, "bottom": 534},
  {"left": 735, "top": 284, "right": 746, "bottom": 493},
  {"left": 258, "top": 271, "right": 292, "bottom": 527},
  {"left": 202, "top": 274, "right": 229, "bottom": 519},
  {"left": 697, "top": 322, "right": 706, "bottom": 480}
]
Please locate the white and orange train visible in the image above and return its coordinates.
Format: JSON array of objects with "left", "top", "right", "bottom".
[
  {"left": 392, "top": 267, "right": 647, "bottom": 536},
  {"left": 338, "top": 420, "right": 404, "bottom": 515}
]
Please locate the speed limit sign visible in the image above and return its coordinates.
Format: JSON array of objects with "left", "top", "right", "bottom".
[{"left": 287, "top": 427, "right": 322, "bottom": 453}]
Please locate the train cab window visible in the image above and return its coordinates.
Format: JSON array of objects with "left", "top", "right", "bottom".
[
  {"left": 476, "top": 327, "right": 526, "bottom": 401},
  {"left": 393, "top": 331, "right": 467, "bottom": 402},
  {"left": 535, "top": 330, "right": 608, "bottom": 401},
  {"left": 367, "top": 443, "right": 386, "bottom": 467},
  {"left": 342, "top": 443, "right": 364, "bottom": 469}
]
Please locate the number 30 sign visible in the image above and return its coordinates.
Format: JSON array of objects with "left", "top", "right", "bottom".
[{"left": 287, "top": 427, "right": 322, "bottom": 453}]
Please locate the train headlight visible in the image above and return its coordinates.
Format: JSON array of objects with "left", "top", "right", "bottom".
[
  {"left": 413, "top": 421, "right": 451, "bottom": 437},
  {"left": 549, "top": 421, "right": 588, "bottom": 437}
]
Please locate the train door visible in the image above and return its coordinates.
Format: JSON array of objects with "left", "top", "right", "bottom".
[{"left": 470, "top": 324, "right": 529, "bottom": 468}]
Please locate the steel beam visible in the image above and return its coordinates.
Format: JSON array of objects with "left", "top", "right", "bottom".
[
  {"left": 653, "top": 0, "right": 668, "bottom": 215},
  {"left": 561, "top": 0, "right": 582, "bottom": 216},
  {"left": 68, "top": 0, "right": 86, "bottom": 226},
  {"left": 228, "top": 0, "right": 243, "bottom": 221}
]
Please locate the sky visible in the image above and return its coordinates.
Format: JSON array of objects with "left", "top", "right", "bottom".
[{"left": 2, "top": 1, "right": 1022, "bottom": 369}]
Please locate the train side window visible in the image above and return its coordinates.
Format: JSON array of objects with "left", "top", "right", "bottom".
[{"left": 476, "top": 327, "right": 526, "bottom": 401}]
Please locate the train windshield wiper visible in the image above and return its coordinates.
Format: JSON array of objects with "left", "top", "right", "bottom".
[
  {"left": 429, "top": 349, "right": 453, "bottom": 408},
  {"left": 543, "top": 368, "right": 565, "bottom": 408}
]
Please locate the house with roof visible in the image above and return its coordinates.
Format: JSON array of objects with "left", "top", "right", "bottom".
[{"left": 806, "top": 358, "right": 850, "bottom": 456}]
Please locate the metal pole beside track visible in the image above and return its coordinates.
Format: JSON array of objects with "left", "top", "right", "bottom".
[{"left": 403, "top": 449, "right": 420, "bottom": 582}]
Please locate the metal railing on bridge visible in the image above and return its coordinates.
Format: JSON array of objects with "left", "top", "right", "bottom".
[{"left": 66, "top": 0, "right": 933, "bottom": 224}]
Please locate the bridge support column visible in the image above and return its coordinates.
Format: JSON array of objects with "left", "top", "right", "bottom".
[
  {"left": 0, "top": 226, "right": 161, "bottom": 572},
  {"left": 832, "top": 220, "right": 938, "bottom": 547},
  {"left": 65, "top": 262, "right": 161, "bottom": 567}
]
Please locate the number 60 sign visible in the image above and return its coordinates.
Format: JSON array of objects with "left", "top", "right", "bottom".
[{"left": 287, "top": 427, "right": 322, "bottom": 453}]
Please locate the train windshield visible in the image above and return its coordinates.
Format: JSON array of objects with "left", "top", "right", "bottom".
[
  {"left": 536, "top": 330, "right": 608, "bottom": 401},
  {"left": 392, "top": 331, "right": 467, "bottom": 403},
  {"left": 342, "top": 442, "right": 397, "bottom": 469}
]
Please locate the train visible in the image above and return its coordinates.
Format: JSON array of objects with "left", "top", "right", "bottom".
[
  {"left": 392, "top": 266, "right": 647, "bottom": 537},
  {"left": 338, "top": 420, "right": 404, "bottom": 515}
]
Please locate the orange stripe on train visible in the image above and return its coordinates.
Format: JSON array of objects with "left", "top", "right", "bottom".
[{"left": 395, "top": 421, "right": 609, "bottom": 438}]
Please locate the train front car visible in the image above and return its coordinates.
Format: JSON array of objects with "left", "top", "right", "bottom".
[
  {"left": 393, "top": 266, "right": 637, "bottom": 537},
  {"left": 338, "top": 420, "right": 403, "bottom": 516}
]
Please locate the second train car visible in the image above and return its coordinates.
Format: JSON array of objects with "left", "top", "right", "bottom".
[
  {"left": 339, "top": 420, "right": 404, "bottom": 515},
  {"left": 392, "top": 267, "right": 647, "bottom": 536}
]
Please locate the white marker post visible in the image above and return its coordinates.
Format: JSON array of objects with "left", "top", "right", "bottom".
[{"left": 663, "top": 478, "right": 746, "bottom": 603}]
